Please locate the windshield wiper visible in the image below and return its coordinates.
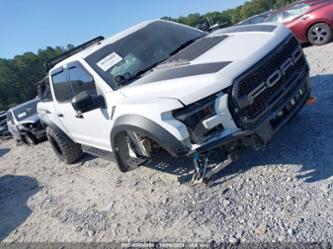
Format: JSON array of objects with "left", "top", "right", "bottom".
[
  {"left": 134, "top": 61, "right": 161, "bottom": 78},
  {"left": 114, "top": 37, "right": 203, "bottom": 87},
  {"left": 114, "top": 61, "right": 163, "bottom": 87},
  {"left": 127, "top": 37, "right": 202, "bottom": 81}
]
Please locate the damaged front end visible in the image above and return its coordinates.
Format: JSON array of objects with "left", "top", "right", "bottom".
[{"left": 18, "top": 120, "right": 46, "bottom": 144}]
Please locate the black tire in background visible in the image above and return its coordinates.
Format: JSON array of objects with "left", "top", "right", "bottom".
[
  {"left": 22, "top": 134, "right": 36, "bottom": 146},
  {"left": 46, "top": 127, "right": 83, "bottom": 164},
  {"left": 307, "top": 22, "right": 332, "bottom": 46}
]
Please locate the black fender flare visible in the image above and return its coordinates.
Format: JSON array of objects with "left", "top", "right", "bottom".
[{"left": 111, "top": 115, "right": 189, "bottom": 158}]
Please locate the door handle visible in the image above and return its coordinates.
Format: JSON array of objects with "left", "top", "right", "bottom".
[{"left": 57, "top": 113, "right": 64, "bottom": 118}]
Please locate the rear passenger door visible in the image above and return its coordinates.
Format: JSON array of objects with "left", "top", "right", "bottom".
[{"left": 51, "top": 62, "right": 112, "bottom": 150}]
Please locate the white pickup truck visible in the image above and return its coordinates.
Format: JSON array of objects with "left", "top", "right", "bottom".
[{"left": 37, "top": 20, "right": 310, "bottom": 184}]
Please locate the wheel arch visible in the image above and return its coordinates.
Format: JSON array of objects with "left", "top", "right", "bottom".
[
  {"left": 110, "top": 115, "right": 189, "bottom": 159},
  {"left": 41, "top": 118, "right": 73, "bottom": 144}
]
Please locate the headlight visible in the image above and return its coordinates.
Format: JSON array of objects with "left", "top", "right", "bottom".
[
  {"left": 18, "top": 123, "right": 33, "bottom": 130},
  {"left": 172, "top": 94, "right": 220, "bottom": 144}
]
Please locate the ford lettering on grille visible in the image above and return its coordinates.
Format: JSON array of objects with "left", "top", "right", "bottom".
[{"left": 240, "top": 47, "right": 303, "bottom": 108}]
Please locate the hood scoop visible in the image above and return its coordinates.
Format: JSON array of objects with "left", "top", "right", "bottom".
[{"left": 162, "top": 35, "right": 228, "bottom": 63}]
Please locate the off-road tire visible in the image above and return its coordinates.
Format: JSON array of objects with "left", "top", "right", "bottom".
[
  {"left": 15, "top": 139, "right": 23, "bottom": 146},
  {"left": 307, "top": 22, "right": 332, "bottom": 46},
  {"left": 113, "top": 131, "right": 147, "bottom": 172},
  {"left": 46, "top": 127, "right": 83, "bottom": 164}
]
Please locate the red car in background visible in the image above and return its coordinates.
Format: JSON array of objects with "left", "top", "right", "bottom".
[{"left": 266, "top": 0, "right": 333, "bottom": 45}]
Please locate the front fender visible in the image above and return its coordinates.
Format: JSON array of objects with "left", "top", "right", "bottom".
[{"left": 111, "top": 115, "right": 189, "bottom": 158}]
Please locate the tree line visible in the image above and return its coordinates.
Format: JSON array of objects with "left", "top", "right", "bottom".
[
  {"left": 0, "top": 0, "right": 298, "bottom": 110},
  {"left": 0, "top": 46, "right": 74, "bottom": 110}
]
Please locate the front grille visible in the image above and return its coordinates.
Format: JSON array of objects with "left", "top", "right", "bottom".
[
  {"left": 28, "top": 120, "right": 43, "bottom": 132},
  {"left": 231, "top": 35, "right": 307, "bottom": 128}
]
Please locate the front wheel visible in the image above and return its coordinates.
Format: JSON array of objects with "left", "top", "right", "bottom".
[
  {"left": 46, "top": 127, "right": 83, "bottom": 164},
  {"left": 307, "top": 23, "right": 332, "bottom": 46},
  {"left": 113, "top": 130, "right": 148, "bottom": 172},
  {"left": 22, "top": 134, "right": 36, "bottom": 146}
]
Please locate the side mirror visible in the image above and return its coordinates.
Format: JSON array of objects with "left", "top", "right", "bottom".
[{"left": 71, "top": 91, "right": 105, "bottom": 117}]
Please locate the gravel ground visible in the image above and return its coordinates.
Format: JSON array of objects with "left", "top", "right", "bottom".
[{"left": 0, "top": 43, "right": 333, "bottom": 243}]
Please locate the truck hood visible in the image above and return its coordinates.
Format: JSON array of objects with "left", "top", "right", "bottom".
[{"left": 120, "top": 24, "right": 291, "bottom": 105}]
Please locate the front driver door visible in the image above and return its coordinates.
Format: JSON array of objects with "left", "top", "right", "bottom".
[{"left": 51, "top": 62, "right": 112, "bottom": 150}]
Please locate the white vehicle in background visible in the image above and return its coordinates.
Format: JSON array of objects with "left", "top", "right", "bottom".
[
  {"left": 7, "top": 99, "right": 46, "bottom": 145},
  {"left": 37, "top": 20, "right": 310, "bottom": 184}
]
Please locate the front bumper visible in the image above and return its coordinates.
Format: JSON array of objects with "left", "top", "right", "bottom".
[
  {"left": 30, "top": 128, "right": 46, "bottom": 140},
  {"left": 19, "top": 127, "right": 46, "bottom": 140},
  {"left": 187, "top": 72, "right": 311, "bottom": 156}
]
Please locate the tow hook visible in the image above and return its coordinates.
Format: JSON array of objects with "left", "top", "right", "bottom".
[
  {"left": 306, "top": 96, "right": 316, "bottom": 106},
  {"left": 190, "top": 153, "right": 233, "bottom": 186}
]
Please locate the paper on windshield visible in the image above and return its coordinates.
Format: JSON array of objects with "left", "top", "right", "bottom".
[
  {"left": 17, "top": 112, "right": 27, "bottom": 119},
  {"left": 97, "top": 52, "right": 123, "bottom": 71}
]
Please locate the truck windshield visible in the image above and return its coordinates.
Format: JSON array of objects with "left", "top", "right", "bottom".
[
  {"left": 12, "top": 101, "right": 38, "bottom": 122},
  {"left": 86, "top": 21, "right": 205, "bottom": 89}
]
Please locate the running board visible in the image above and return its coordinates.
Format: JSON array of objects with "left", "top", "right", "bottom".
[{"left": 82, "top": 145, "right": 116, "bottom": 161}]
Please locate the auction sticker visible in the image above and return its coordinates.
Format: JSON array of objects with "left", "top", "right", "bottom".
[
  {"left": 18, "top": 112, "right": 27, "bottom": 119},
  {"left": 97, "top": 52, "right": 123, "bottom": 71}
]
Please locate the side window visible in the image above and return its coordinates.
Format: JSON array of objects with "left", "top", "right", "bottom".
[
  {"left": 38, "top": 80, "right": 53, "bottom": 102},
  {"left": 52, "top": 70, "right": 72, "bottom": 103},
  {"left": 67, "top": 64, "right": 97, "bottom": 96},
  {"left": 302, "top": 4, "right": 311, "bottom": 13},
  {"left": 282, "top": 4, "right": 304, "bottom": 21},
  {"left": 266, "top": 13, "right": 282, "bottom": 23}
]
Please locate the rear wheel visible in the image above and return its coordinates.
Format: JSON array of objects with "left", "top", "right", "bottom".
[
  {"left": 46, "top": 127, "right": 83, "bottom": 164},
  {"left": 307, "top": 23, "right": 332, "bottom": 46}
]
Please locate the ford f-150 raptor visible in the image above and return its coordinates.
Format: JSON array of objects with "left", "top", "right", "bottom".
[{"left": 37, "top": 20, "right": 311, "bottom": 184}]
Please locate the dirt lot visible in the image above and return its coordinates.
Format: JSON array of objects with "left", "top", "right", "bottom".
[{"left": 1, "top": 43, "right": 333, "bottom": 243}]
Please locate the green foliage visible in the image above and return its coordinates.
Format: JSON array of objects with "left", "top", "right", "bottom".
[
  {"left": 162, "top": 0, "right": 299, "bottom": 26},
  {"left": 0, "top": 46, "right": 68, "bottom": 110}
]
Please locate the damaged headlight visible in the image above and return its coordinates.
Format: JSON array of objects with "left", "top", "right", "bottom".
[
  {"left": 172, "top": 94, "right": 218, "bottom": 144},
  {"left": 18, "top": 123, "right": 34, "bottom": 130}
]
